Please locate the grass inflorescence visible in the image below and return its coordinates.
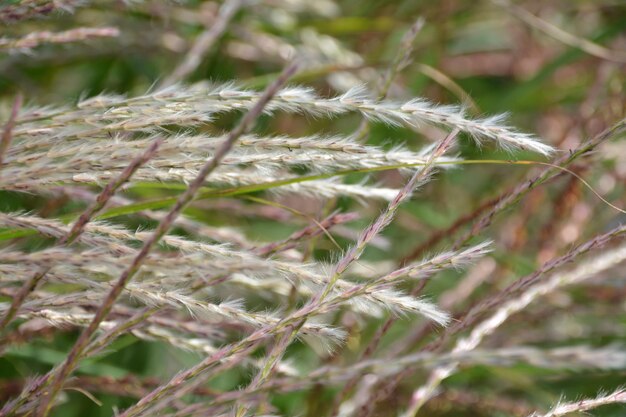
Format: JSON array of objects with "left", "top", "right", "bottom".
[{"left": 1, "top": 1, "right": 625, "bottom": 417}]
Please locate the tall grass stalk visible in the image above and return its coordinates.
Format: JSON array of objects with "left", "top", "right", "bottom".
[{"left": 1, "top": 2, "right": 625, "bottom": 417}]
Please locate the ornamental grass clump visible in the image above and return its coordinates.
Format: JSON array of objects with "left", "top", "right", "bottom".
[{"left": 1, "top": 1, "right": 626, "bottom": 417}]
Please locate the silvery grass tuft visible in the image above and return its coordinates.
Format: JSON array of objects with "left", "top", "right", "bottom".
[{"left": 1, "top": 1, "right": 626, "bottom": 417}]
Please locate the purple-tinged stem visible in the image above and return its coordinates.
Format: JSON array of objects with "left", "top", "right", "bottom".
[{"left": 32, "top": 61, "right": 298, "bottom": 417}]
